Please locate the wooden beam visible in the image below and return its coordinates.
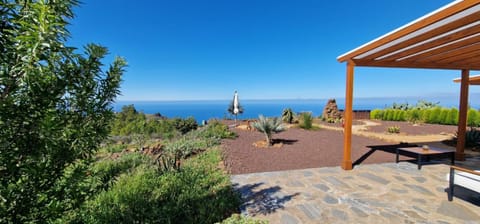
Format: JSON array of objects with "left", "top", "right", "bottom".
[
  {"left": 438, "top": 49, "right": 480, "bottom": 64},
  {"left": 342, "top": 61, "right": 354, "bottom": 170},
  {"left": 456, "top": 69, "right": 469, "bottom": 161},
  {"left": 337, "top": 0, "right": 480, "bottom": 62},
  {"left": 415, "top": 42, "right": 480, "bottom": 63},
  {"left": 352, "top": 59, "right": 480, "bottom": 70}
]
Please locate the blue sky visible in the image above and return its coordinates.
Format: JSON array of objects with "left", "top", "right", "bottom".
[{"left": 68, "top": 0, "right": 479, "bottom": 101}]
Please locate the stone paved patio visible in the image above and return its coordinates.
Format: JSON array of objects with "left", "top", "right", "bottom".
[{"left": 230, "top": 158, "right": 480, "bottom": 223}]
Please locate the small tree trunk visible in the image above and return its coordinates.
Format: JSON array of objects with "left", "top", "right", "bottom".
[{"left": 265, "top": 133, "right": 272, "bottom": 146}]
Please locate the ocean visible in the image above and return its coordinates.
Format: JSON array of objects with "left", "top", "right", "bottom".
[{"left": 114, "top": 97, "right": 472, "bottom": 122}]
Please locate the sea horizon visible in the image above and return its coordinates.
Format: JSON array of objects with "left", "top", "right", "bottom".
[{"left": 113, "top": 96, "right": 479, "bottom": 122}]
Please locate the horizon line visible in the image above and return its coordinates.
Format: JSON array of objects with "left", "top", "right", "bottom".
[{"left": 115, "top": 95, "right": 466, "bottom": 102}]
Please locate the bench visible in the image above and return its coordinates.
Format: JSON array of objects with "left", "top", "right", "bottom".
[{"left": 447, "top": 166, "right": 480, "bottom": 201}]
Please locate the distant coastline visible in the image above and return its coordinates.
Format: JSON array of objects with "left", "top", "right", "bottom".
[{"left": 114, "top": 96, "right": 479, "bottom": 122}]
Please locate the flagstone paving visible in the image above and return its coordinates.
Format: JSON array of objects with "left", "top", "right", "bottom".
[{"left": 230, "top": 158, "right": 480, "bottom": 224}]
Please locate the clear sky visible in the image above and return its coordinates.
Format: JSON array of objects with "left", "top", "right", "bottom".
[{"left": 67, "top": 0, "right": 480, "bottom": 101}]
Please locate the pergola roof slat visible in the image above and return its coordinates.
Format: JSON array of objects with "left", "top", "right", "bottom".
[
  {"left": 434, "top": 44, "right": 480, "bottom": 63},
  {"left": 358, "top": 11, "right": 480, "bottom": 61},
  {"left": 380, "top": 21, "right": 480, "bottom": 61},
  {"left": 414, "top": 42, "right": 480, "bottom": 63},
  {"left": 395, "top": 29, "right": 480, "bottom": 61}
]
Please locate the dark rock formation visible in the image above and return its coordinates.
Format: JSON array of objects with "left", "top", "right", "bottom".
[{"left": 322, "top": 99, "right": 342, "bottom": 121}]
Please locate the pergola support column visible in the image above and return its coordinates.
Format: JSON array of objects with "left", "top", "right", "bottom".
[
  {"left": 456, "top": 69, "right": 469, "bottom": 161},
  {"left": 342, "top": 61, "right": 354, "bottom": 170}
]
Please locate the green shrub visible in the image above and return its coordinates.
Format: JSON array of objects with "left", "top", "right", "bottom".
[
  {"left": 438, "top": 108, "right": 449, "bottom": 124},
  {"left": 111, "top": 105, "right": 183, "bottom": 139},
  {"left": 299, "top": 112, "right": 314, "bottom": 130},
  {"left": 393, "top": 110, "right": 400, "bottom": 121},
  {"left": 385, "top": 109, "right": 394, "bottom": 121},
  {"left": 422, "top": 109, "right": 432, "bottom": 123},
  {"left": 446, "top": 108, "right": 459, "bottom": 125},
  {"left": 70, "top": 149, "right": 240, "bottom": 224},
  {"left": 406, "top": 109, "right": 422, "bottom": 123},
  {"left": 397, "top": 110, "right": 406, "bottom": 121},
  {"left": 370, "top": 109, "right": 384, "bottom": 120},
  {"left": 467, "top": 108, "right": 480, "bottom": 127},
  {"left": 387, "top": 126, "right": 400, "bottom": 134},
  {"left": 198, "top": 120, "right": 237, "bottom": 139},
  {"left": 172, "top": 117, "right": 199, "bottom": 134},
  {"left": 146, "top": 119, "right": 180, "bottom": 139},
  {"left": 427, "top": 107, "right": 442, "bottom": 124},
  {"left": 164, "top": 137, "right": 206, "bottom": 160},
  {"left": 78, "top": 164, "right": 165, "bottom": 223},
  {"left": 100, "top": 144, "right": 127, "bottom": 154},
  {"left": 91, "top": 153, "right": 152, "bottom": 191}
]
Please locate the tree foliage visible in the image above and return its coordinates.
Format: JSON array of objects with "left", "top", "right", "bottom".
[
  {"left": 110, "top": 104, "right": 198, "bottom": 138},
  {"left": 0, "top": 1, "right": 126, "bottom": 222}
]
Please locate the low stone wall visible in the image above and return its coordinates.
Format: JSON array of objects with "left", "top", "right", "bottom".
[{"left": 339, "top": 110, "right": 371, "bottom": 120}]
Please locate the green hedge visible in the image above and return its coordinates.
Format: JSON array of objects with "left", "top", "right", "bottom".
[{"left": 370, "top": 107, "right": 480, "bottom": 127}]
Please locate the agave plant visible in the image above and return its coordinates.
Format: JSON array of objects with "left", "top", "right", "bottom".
[
  {"left": 282, "top": 108, "right": 295, "bottom": 124},
  {"left": 252, "top": 115, "right": 285, "bottom": 146}
]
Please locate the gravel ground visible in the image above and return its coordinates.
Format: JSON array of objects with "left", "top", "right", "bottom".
[
  {"left": 222, "top": 127, "right": 408, "bottom": 174},
  {"left": 221, "top": 120, "right": 459, "bottom": 174}
]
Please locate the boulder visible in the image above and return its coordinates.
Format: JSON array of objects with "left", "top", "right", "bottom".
[{"left": 322, "top": 99, "right": 342, "bottom": 121}]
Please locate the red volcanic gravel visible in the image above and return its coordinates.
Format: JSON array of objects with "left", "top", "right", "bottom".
[
  {"left": 364, "top": 121, "right": 458, "bottom": 135},
  {"left": 222, "top": 127, "right": 407, "bottom": 174}
]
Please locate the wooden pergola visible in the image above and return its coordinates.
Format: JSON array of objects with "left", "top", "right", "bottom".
[{"left": 337, "top": 0, "right": 480, "bottom": 170}]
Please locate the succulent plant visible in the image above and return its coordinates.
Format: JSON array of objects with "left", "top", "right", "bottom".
[
  {"left": 387, "top": 126, "right": 400, "bottom": 134},
  {"left": 282, "top": 108, "right": 295, "bottom": 124},
  {"left": 252, "top": 115, "right": 285, "bottom": 146}
]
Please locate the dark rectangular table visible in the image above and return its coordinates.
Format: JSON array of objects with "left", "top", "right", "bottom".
[{"left": 396, "top": 146, "right": 455, "bottom": 170}]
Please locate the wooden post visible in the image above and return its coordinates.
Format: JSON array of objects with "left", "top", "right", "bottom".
[
  {"left": 342, "top": 61, "right": 354, "bottom": 170},
  {"left": 456, "top": 69, "right": 469, "bottom": 161}
]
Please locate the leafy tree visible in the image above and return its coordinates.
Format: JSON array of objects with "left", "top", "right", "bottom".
[
  {"left": 172, "top": 117, "right": 198, "bottom": 134},
  {"left": 252, "top": 115, "right": 285, "bottom": 146},
  {"left": 111, "top": 104, "right": 148, "bottom": 136},
  {"left": 0, "top": 1, "right": 126, "bottom": 222},
  {"left": 282, "top": 108, "right": 295, "bottom": 124}
]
